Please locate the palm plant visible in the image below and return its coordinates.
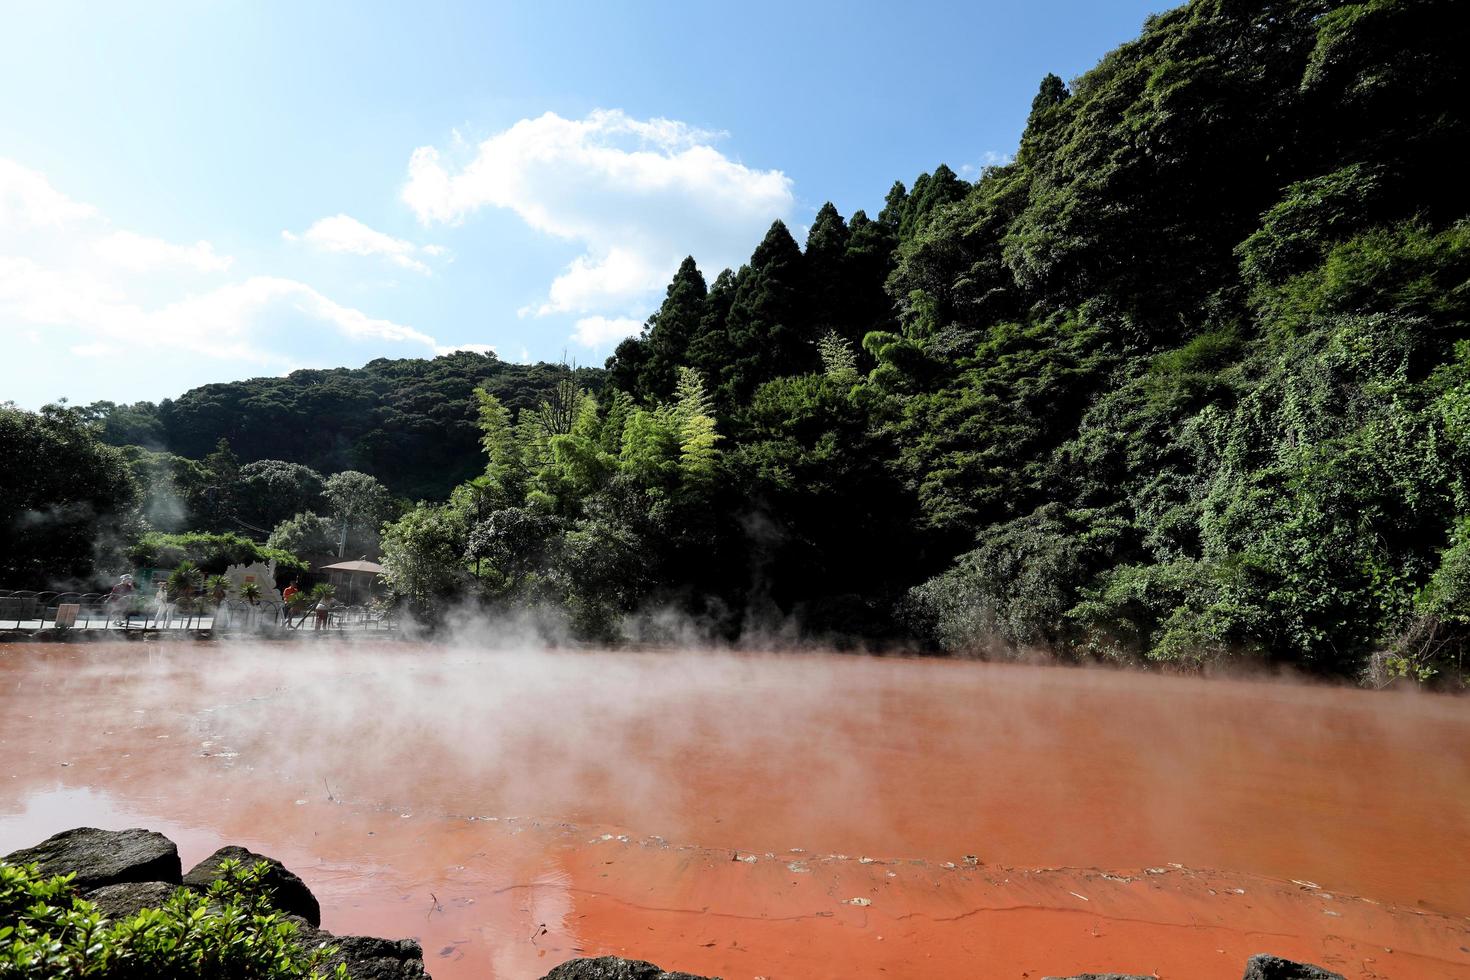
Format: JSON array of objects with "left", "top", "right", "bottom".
[
  {"left": 166, "top": 561, "right": 203, "bottom": 603},
  {"left": 206, "top": 574, "right": 231, "bottom": 604}
]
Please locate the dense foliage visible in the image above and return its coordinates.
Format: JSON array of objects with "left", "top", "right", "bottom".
[
  {"left": 0, "top": 406, "right": 139, "bottom": 585},
  {"left": 127, "top": 532, "right": 308, "bottom": 578},
  {"left": 0, "top": 859, "right": 343, "bottom": 979},
  {"left": 19, "top": 0, "right": 1468, "bottom": 683},
  {"left": 378, "top": 0, "right": 1469, "bottom": 683},
  {"left": 83, "top": 352, "right": 603, "bottom": 500}
]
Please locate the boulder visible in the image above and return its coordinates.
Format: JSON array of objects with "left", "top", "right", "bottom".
[
  {"left": 539, "top": 956, "right": 720, "bottom": 980},
  {"left": 3, "top": 827, "right": 181, "bottom": 890},
  {"left": 5, "top": 826, "right": 426, "bottom": 980},
  {"left": 183, "top": 844, "right": 321, "bottom": 926},
  {"left": 292, "top": 919, "right": 428, "bottom": 980},
  {"left": 1242, "top": 954, "right": 1345, "bottom": 980},
  {"left": 84, "top": 880, "right": 179, "bottom": 920}
]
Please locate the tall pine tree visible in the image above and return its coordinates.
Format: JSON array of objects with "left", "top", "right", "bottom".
[
  {"left": 718, "top": 220, "right": 811, "bottom": 408},
  {"left": 638, "top": 256, "right": 708, "bottom": 403},
  {"left": 803, "top": 203, "right": 852, "bottom": 343}
]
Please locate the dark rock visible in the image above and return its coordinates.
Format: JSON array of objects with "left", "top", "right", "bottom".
[
  {"left": 1242, "top": 954, "right": 1345, "bottom": 980},
  {"left": 3, "top": 827, "right": 181, "bottom": 890},
  {"left": 322, "top": 935, "right": 429, "bottom": 980},
  {"left": 292, "top": 919, "right": 428, "bottom": 980},
  {"left": 539, "top": 956, "right": 720, "bottom": 980},
  {"left": 183, "top": 844, "right": 322, "bottom": 926},
  {"left": 84, "top": 880, "right": 179, "bottom": 919}
]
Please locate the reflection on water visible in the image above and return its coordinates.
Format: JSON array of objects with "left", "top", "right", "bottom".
[
  {"left": 2, "top": 642, "right": 1469, "bottom": 980},
  {"left": 1, "top": 786, "right": 143, "bottom": 848}
]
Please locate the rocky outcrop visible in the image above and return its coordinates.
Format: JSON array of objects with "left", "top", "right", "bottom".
[
  {"left": 3, "top": 827, "right": 181, "bottom": 890},
  {"left": 293, "top": 919, "right": 428, "bottom": 980},
  {"left": 83, "top": 880, "right": 180, "bottom": 919},
  {"left": 538, "top": 958, "right": 718, "bottom": 980},
  {"left": 3, "top": 828, "right": 425, "bottom": 980},
  {"left": 1242, "top": 954, "right": 1345, "bottom": 980},
  {"left": 1043, "top": 974, "right": 1156, "bottom": 979},
  {"left": 184, "top": 844, "right": 322, "bottom": 926}
]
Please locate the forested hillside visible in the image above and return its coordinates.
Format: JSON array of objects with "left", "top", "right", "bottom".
[
  {"left": 369, "top": 0, "right": 1469, "bottom": 681},
  {"left": 84, "top": 353, "right": 603, "bottom": 500},
  {"left": 31, "top": 0, "right": 1469, "bottom": 682}
]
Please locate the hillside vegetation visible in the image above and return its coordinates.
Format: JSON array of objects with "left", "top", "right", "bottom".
[
  {"left": 20, "top": 0, "right": 1469, "bottom": 682},
  {"left": 85, "top": 353, "right": 603, "bottom": 501}
]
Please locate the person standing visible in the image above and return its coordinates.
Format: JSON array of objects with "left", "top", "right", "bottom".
[
  {"left": 108, "top": 574, "right": 136, "bottom": 627},
  {"left": 151, "top": 580, "right": 171, "bottom": 629},
  {"left": 313, "top": 594, "right": 332, "bottom": 631},
  {"left": 282, "top": 580, "right": 301, "bottom": 628}
]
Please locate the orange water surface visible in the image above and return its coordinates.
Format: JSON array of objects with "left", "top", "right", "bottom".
[{"left": 1, "top": 641, "right": 1467, "bottom": 979}]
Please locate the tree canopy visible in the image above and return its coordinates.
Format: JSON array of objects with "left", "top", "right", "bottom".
[
  {"left": 82, "top": 351, "right": 604, "bottom": 500},
  {"left": 0, "top": 405, "right": 139, "bottom": 585},
  {"left": 26, "top": 0, "right": 1470, "bottom": 684}
]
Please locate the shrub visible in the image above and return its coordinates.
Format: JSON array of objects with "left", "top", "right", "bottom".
[
  {"left": 0, "top": 858, "right": 345, "bottom": 979},
  {"left": 128, "top": 532, "right": 308, "bottom": 577}
]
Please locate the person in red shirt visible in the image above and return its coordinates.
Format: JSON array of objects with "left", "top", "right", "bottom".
[{"left": 281, "top": 581, "right": 301, "bottom": 628}]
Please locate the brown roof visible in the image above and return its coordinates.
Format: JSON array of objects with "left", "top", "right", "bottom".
[{"left": 318, "top": 559, "right": 383, "bottom": 574}]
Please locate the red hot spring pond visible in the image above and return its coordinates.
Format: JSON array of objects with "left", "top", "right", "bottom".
[{"left": 1, "top": 641, "right": 1467, "bottom": 979}]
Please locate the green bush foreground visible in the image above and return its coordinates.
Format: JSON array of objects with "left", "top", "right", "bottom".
[{"left": 0, "top": 859, "right": 344, "bottom": 979}]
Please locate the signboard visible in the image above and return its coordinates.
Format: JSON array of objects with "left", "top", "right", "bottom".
[{"left": 54, "top": 603, "right": 80, "bottom": 629}]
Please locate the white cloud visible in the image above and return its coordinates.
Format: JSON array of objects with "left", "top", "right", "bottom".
[
  {"left": 402, "top": 109, "right": 794, "bottom": 321},
  {"left": 571, "top": 315, "right": 643, "bottom": 348},
  {"left": 524, "top": 247, "right": 661, "bottom": 319},
  {"left": 0, "top": 257, "right": 435, "bottom": 363},
  {"left": 93, "top": 230, "right": 234, "bottom": 273},
  {"left": 0, "top": 158, "right": 97, "bottom": 228},
  {"left": 435, "top": 342, "right": 497, "bottom": 356},
  {"left": 959, "top": 150, "right": 1015, "bottom": 179},
  {"left": 283, "top": 214, "right": 441, "bottom": 275},
  {"left": 0, "top": 158, "right": 456, "bottom": 377}
]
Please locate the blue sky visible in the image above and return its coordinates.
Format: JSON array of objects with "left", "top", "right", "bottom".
[{"left": 1, "top": 0, "right": 1163, "bottom": 409}]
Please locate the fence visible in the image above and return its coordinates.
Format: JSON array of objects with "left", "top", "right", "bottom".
[{"left": 0, "top": 590, "right": 397, "bottom": 634}]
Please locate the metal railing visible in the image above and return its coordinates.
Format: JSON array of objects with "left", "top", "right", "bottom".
[{"left": 0, "top": 590, "right": 397, "bottom": 633}]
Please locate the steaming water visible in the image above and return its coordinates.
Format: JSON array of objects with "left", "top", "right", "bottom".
[{"left": 2, "top": 642, "right": 1468, "bottom": 979}]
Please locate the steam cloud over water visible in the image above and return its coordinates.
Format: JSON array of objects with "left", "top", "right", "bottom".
[{"left": 6, "top": 639, "right": 1468, "bottom": 902}]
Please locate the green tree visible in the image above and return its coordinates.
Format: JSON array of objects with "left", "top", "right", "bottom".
[
  {"left": 322, "top": 471, "right": 394, "bottom": 557},
  {"left": 637, "top": 256, "right": 709, "bottom": 402},
  {"left": 803, "top": 203, "right": 852, "bottom": 341},
  {"left": 717, "top": 221, "right": 811, "bottom": 407},
  {"left": 237, "top": 460, "right": 326, "bottom": 533},
  {"left": 267, "top": 512, "right": 340, "bottom": 556},
  {"left": 379, "top": 503, "right": 469, "bottom": 618},
  {"left": 671, "top": 368, "right": 722, "bottom": 485},
  {"left": 0, "top": 405, "right": 139, "bottom": 583}
]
